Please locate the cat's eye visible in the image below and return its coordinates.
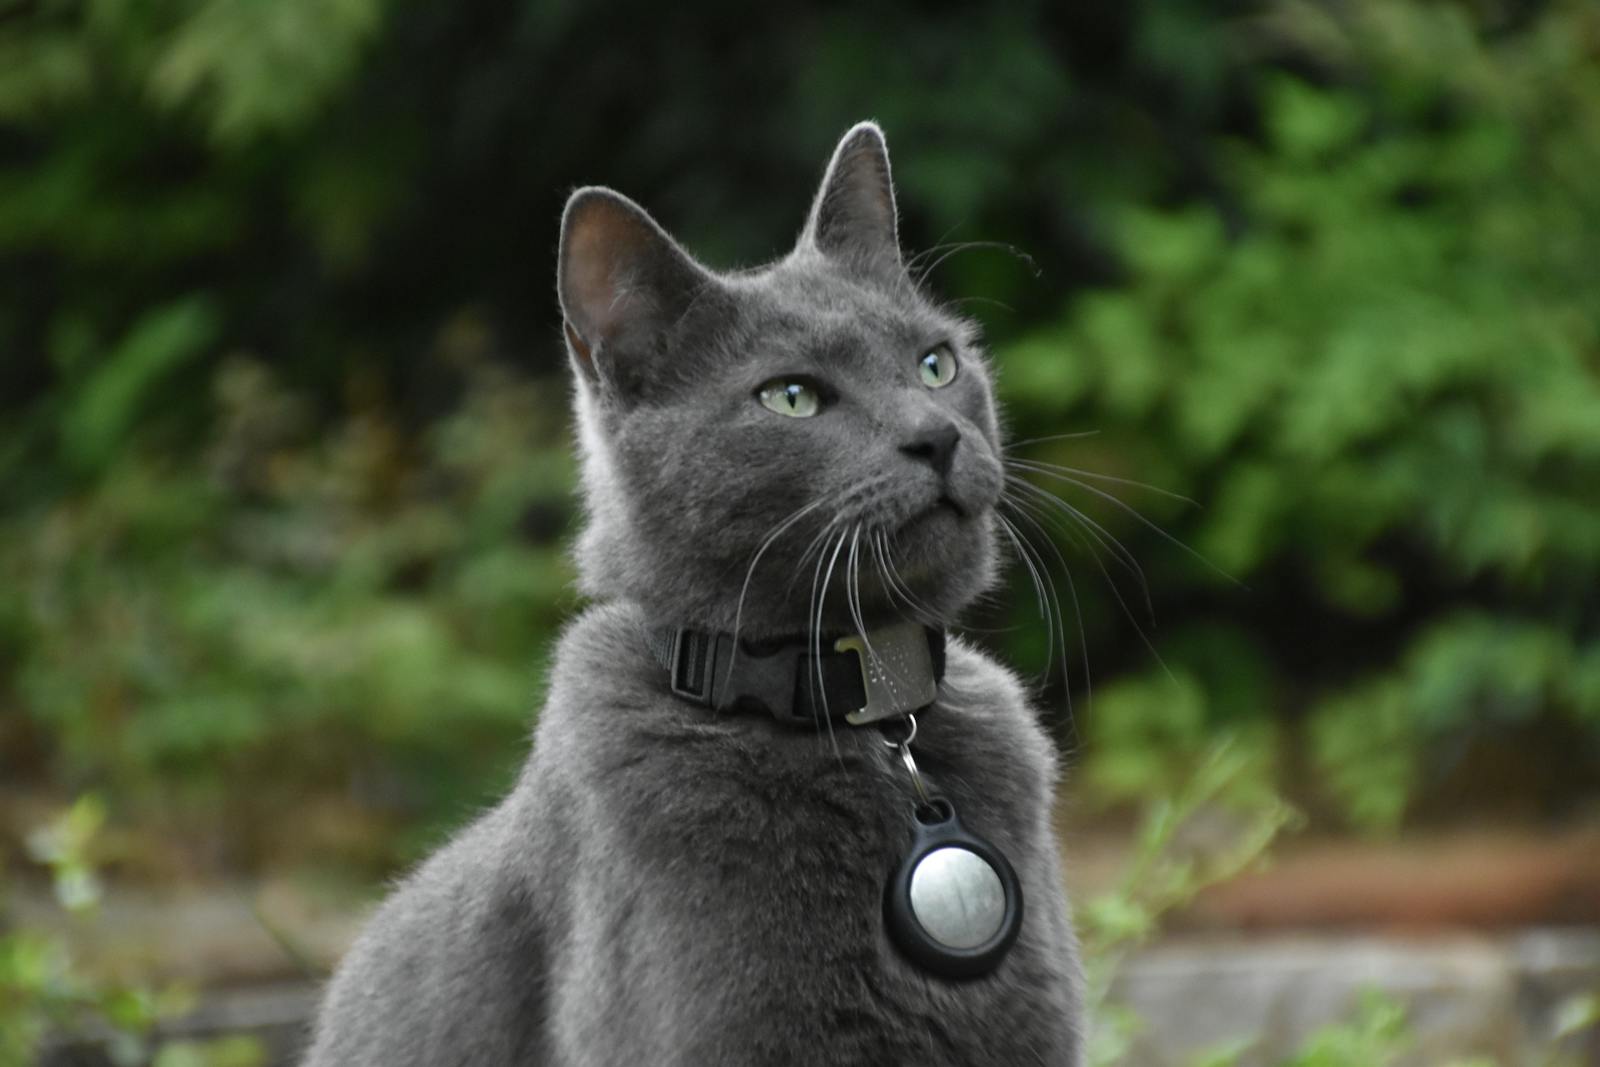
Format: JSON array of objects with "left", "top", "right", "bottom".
[
  {"left": 757, "top": 379, "right": 821, "bottom": 418},
  {"left": 919, "top": 344, "right": 958, "bottom": 388}
]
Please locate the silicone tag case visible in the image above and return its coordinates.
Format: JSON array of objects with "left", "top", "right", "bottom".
[{"left": 883, "top": 798, "right": 1024, "bottom": 979}]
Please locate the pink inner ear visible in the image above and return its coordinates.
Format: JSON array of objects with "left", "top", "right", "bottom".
[
  {"left": 565, "top": 205, "right": 631, "bottom": 342},
  {"left": 827, "top": 140, "right": 894, "bottom": 230},
  {"left": 561, "top": 195, "right": 668, "bottom": 346}
]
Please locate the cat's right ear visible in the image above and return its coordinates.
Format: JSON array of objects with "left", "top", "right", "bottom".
[
  {"left": 800, "top": 122, "right": 901, "bottom": 278},
  {"left": 557, "top": 187, "right": 713, "bottom": 389}
]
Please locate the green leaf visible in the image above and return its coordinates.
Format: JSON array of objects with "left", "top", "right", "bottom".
[{"left": 59, "top": 297, "right": 219, "bottom": 472}]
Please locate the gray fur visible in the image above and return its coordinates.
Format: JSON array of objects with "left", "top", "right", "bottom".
[{"left": 305, "top": 121, "right": 1083, "bottom": 1066}]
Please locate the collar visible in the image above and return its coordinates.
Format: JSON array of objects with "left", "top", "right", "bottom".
[{"left": 646, "top": 620, "right": 946, "bottom": 728}]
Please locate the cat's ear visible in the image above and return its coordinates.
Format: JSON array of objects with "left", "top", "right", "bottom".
[
  {"left": 558, "top": 187, "right": 713, "bottom": 381},
  {"left": 800, "top": 121, "right": 901, "bottom": 275}
]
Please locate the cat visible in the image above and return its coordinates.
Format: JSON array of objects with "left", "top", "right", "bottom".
[{"left": 303, "top": 121, "right": 1083, "bottom": 1066}]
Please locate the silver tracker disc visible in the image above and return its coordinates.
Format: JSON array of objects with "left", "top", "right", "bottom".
[{"left": 908, "top": 846, "right": 1007, "bottom": 949}]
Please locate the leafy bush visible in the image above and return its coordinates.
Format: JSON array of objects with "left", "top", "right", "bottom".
[
  {"left": 1000, "top": 0, "right": 1600, "bottom": 828},
  {"left": 1, "top": 796, "right": 264, "bottom": 1067},
  {"left": 3, "top": 357, "right": 575, "bottom": 872}
]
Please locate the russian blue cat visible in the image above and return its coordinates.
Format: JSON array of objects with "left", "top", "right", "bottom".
[{"left": 304, "top": 122, "right": 1083, "bottom": 1066}]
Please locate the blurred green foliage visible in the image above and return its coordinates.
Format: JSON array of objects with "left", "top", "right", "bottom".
[
  {"left": 2, "top": 797, "right": 264, "bottom": 1067},
  {"left": 0, "top": 0, "right": 1597, "bottom": 892},
  {"left": 1081, "top": 740, "right": 1300, "bottom": 1065},
  {"left": 1029, "top": 0, "right": 1600, "bottom": 830},
  {"left": 4, "top": 354, "right": 575, "bottom": 871}
]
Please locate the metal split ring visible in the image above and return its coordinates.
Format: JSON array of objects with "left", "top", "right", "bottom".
[
  {"left": 879, "top": 712, "right": 919, "bottom": 749},
  {"left": 880, "top": 714, "right": 931, "bottom": 806},
  {"left": 899, "top": 743, "right": 932, "bottom": 807}
]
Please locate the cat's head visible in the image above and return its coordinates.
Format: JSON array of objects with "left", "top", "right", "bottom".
[{"left": 558, "top": 123, "right": 1005, "bottom": 638}]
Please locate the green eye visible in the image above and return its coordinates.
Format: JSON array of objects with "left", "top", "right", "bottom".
[
  {"left": 919, "top": 344, "right": 958, "bottom": 388},
  {"left": 757, "top": 379, "right": 821, "bottom": 418}
]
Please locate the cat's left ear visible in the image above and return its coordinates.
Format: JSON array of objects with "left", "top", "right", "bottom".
[{"left": 800, "top": 121, "right": 902, "bottom": 276}]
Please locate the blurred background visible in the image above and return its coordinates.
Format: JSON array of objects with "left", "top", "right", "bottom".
[{"left": 2, "top": 0, "right": 1598, "bottom": 1064}]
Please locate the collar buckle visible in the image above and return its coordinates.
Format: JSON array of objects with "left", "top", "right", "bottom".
[
  {"left": 667, "top": 629, "right": 718, "bottom": 703},
  {"left": 834, "top": 621, "right": 940, "bottom": 725}
]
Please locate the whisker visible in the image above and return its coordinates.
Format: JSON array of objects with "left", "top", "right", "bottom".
[
  {"left": 786, "top": 513, "right": 845, "bottom": 599},
  {"left": 1005, "top": 457, "right": 1197, "bottom": 507},
  {"left": 1000, "top": 504, "right": 1091, "bottom": 719},
  {"left": 997, "top": 508, "right": 1076, "bottom": 706},
  {"left": 1004, "top": 494, "right": 1174, "bottom": 684},
  {"left": 946, "top": 295, "right": 1016, "bottom": 315},
  {"left": 1003, "top": 431, "right": 1101, "bottom": 451},
  {"left": 846, "top": 526, "right": 873, "bottom": 652},
  {"left": 725, "top": 497, "right": 831, "bottom": 689},
  {"left": 910, "top": 240, "right": 1040, "bottom": 288},
  {"left": 869, "top": 532, "right": 909, "bottom": 621},
  {"left": 847, "top": 526, "right": 902, "bottom": 707},
  {"left": 1014, "top": 464, "right": 1240, "bottom": 588},
  {"left": 812, "top": 530, "right": 849, "bottom": 752},
  {"left": 805, "top": 526, "right": 837, "bottom": 705},
  {"left": 888, "top": 524, "right": 1022, "bottom": 634},
  {"left": 1005, "top": 482, "right": 1148, "bottom": 622},
  {"left": 874, "top": 529, "right": 943, "bottom": 626},
  {"left": 1006, "top": 474, "right": 1154, "bottom": 618},
  {"left": 868, "top": 533, "right": 914, "bottom": 624},
  {"left": 902, "top": 227, "right": 966, "bottom": 273},
  {"left": 995, "top": 511, "right": 1058, "bottom": 681}
]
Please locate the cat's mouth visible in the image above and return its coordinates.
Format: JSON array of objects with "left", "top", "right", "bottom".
[{"left": 901, "top": 493, "right": 967, "bottom": 533}]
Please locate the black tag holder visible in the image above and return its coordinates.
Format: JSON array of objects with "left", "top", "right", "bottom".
[
  {"left": 877, "top": 717, "right": 1024, "bottom": 979},
  {"left": 884, "top": 798, "right": 1024, "bottom": 979}
]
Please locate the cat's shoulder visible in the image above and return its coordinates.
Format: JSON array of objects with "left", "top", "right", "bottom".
[
  {"left": 932, "top": 635, "right": 1062, "bottom": 780},
  {"left": 941, "top": 634, "right": 1038, "bottom": 721}
]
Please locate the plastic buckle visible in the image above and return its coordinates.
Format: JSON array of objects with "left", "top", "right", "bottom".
[
  {"left": 834, "top": 621, "right": 939, "bottom": 726},
  {"left": 668, "top": 630, "right": 715, "bottom": 703}
]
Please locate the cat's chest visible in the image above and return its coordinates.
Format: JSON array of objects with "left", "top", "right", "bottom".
[{"left": 600, "top": 703, "right": 1029, "bottom": 886}]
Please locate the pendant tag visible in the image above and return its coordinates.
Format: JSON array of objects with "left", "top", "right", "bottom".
[{"left": 884, "top": 797, "right": 1024, "bottom": 979}]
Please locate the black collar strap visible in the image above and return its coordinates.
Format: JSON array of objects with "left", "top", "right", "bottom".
[{"left": 647, "top": 620, "right": 945, "bottom": 728}]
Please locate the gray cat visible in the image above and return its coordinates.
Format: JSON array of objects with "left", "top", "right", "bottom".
[{"left": 304, "top": 122, "right": 1083, "bottom": 1066}]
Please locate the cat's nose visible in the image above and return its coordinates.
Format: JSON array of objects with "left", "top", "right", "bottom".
[{"left": 900, "top": 421, "right": 961, "bottom": 478}]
